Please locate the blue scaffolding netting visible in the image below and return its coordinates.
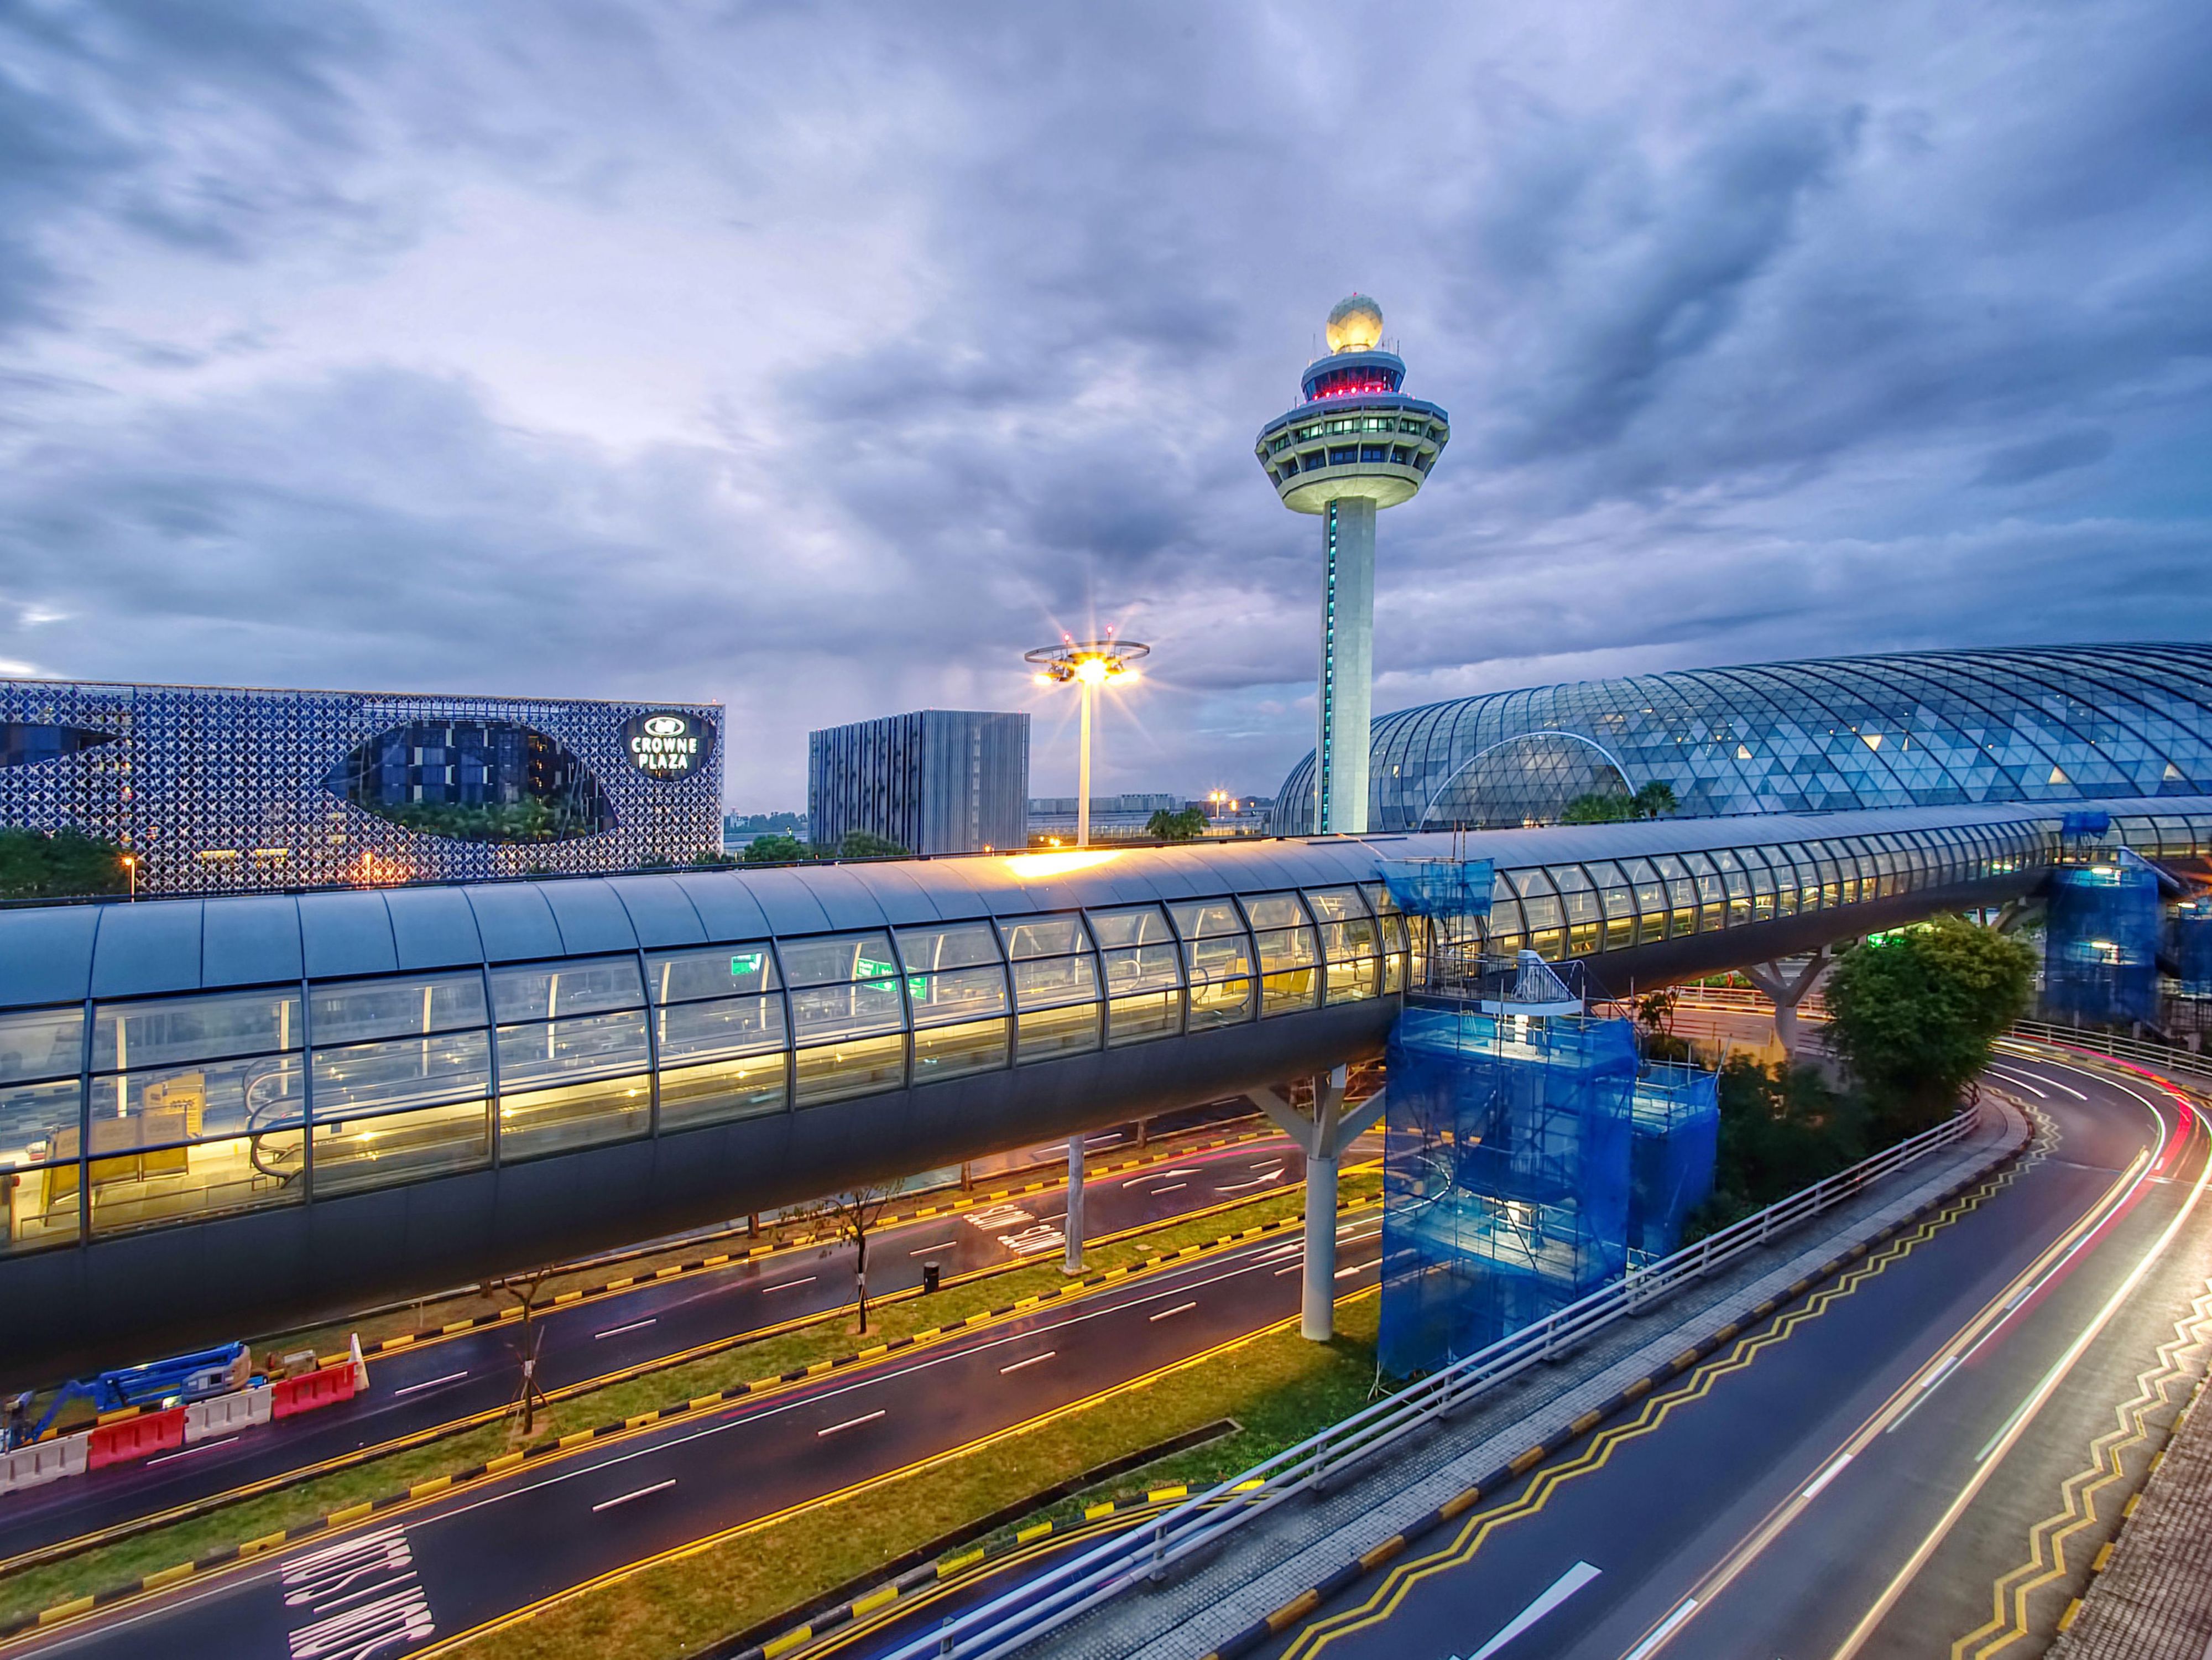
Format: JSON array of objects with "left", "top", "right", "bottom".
[
  {"left": 2044, "top": 858, "right": 2162, "bottom": 1026},
  {"left": 1629, "top": 1062, "right": 1720, "bottom": 1261},
  {"left": 1380, "top": 1006, "right": 1636, "bottom": 1375},
  {"left": 2172, "top": 900, "right": 2212, "bottom": 998}
]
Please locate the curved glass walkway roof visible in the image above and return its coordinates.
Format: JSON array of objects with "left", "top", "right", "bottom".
[
  {"left": 4, "top": 796, "right": 2208, "bottom": 1262},
  {"left": 1273, "top": 643, "right": 2212, "bottom": 834}
]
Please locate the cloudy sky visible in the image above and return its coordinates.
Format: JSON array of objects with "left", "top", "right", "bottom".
[{"left": 1, "top": 1, "right": 2206, "bottom": 808}]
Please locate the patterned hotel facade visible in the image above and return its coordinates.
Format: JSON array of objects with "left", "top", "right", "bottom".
[{"left": 0, "top": 679, "right": 723, "bottom": 896}]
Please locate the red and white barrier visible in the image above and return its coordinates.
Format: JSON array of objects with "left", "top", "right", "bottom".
[
  {"left": 87, "top": 1406, "right": 185, "bottom": 1470},
  {"left": 185, "top": 1383, "right": 273, "bottom": 1443}
]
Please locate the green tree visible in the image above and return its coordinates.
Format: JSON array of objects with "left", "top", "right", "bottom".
[
  {"left": 0, "top": 828, "right": 129, "bottom": 899},
  {"left": 742, "top": 833, "right": 812, "bottom": 864},
  {"left": 833, "top": 830, "right": 909, "bottom": 860},
  {"left": 1145, "top": 806, "right": 1208, "bottom": 842},
  {"left": 1687, "top": 1056, "right": 1870, "bottom": 1237},
  {"left": 1559, "top": 790, "right": 1632, "bottom": 824},
  {"left": 1823, "top": 915, "right": 2037, "bottom": 1137},
  {"left": 1631, "top": 780, "right": 1678, "bottom": 819}
]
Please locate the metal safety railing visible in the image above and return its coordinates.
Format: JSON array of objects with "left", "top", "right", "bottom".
[
  {"left": 2005, "top": 1018, "right": 2212, "bottom": 1085},
  {"left": 884, "top": 1099, "right": 1989, "bottom": 1660}
]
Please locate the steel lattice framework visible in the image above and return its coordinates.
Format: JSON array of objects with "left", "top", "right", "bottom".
[{"left": 1273, "top": 643, "right": 2212, "bottom": 834}]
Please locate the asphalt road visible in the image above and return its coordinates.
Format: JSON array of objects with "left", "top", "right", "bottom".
[
  {"left": 1246, "top": 1045, "right": 2211, "bottom": 1660},
  {"left": 14, "top": 1202, "right": 1388, "bottom": 1660},
  {"left": 0, "top": 1123, "right": 1315, "bottom": 1567}
]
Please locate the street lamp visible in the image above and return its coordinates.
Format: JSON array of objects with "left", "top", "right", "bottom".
[
  {"left": 121, "top": 854, "right": 137, "bottom": 902},
  {"left": 1026, "top": 634, "right": 1150, "bottom": 849}
]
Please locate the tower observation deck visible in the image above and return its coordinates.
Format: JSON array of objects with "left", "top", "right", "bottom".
[{"left": 1256, "top": 295, "right": 1449, "bottom": 834}]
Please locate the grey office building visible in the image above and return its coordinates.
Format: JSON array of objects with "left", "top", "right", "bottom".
[{"left": 809, "top": 710, "right": 1028, "bottom": 855}]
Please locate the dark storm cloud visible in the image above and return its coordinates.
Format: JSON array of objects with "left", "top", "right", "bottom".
[{"left": 0, "top": 0, "right": 2206, "bottom": 802}]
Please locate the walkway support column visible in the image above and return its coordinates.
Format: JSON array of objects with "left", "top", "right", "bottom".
[
  {"left": 1062, "top": 1135, "right": 1086, "bottom": 1275},
  {"left": 1250, "top": 1066, "right": 1387, "bottom": 1341},
  {"left": 1744, "top": 948, "right": 1831, "bottom": 1058}
]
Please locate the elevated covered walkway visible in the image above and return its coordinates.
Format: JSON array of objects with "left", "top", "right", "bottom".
[{"left": 1, "top": 795, "right": 2205, "bottom": 1373}]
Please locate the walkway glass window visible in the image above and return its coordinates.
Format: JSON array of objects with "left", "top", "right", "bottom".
[
  {"left": 1003, "top": 914, "right": 1102, "bottom": 1065},
  {"left": 491, "top": 956, "right": 650, "bottom": 1158},
  {"left": 1091, "top": 905, "right": 1184, "bottom": 1045},
  {"left": 1307, "top": 886, "right": 1380, "bottom": 1003},
  {"left": 784, "top": 931, "right": 907, "bottom": 1107},
  {"left": 1172, "top": 900, "right": 1256, "bottom": 1031},
  {"left": 1243, "top": 894, "right": 1321, "bottom": 1017},
  {"left": 649, "top": 944, "right": 787, "bottom": 1132},
  {"left": 1, "top": 1007, "right": 84, "bottom": 1251},
  {"left": 899, "top": 922, "right": 1010, "bottom": 1085},
  {"left": 309, "top": 972, "right": 493, "bottom": 1195}
]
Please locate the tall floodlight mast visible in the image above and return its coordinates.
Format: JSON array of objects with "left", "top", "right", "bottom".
[{"left": 1255, "top": 296, "right": 1449, "bottom": 834}]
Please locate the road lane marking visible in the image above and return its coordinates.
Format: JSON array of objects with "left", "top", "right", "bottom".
[
  {"left": 999, "top": 1351, "right": 1057, "bottom": 1375},
  {"left": 1987, "top": 1067, "right": 2050, "bottom": 1099},
  {"left": 1623, "top": 1598, "right": 1698, "bottom": 1660},
  {"left": 1149, "top": 1302, "right": 1197, "bottom": 1321},
  {"left": 818, "top": 1409, "right": 887, "bottom": 1437},
  {"left": 1467, "top": 1559, "right": 1600, "bottom": 1659},
  {"left": 591, "top": 1479, "right": 676, "bottom": 1513},
  {"left": 593, "top": 1318, "right": 657, "bottom": 1341},
  {"left": 1275, "top": 1264, "right": 1301, "bottom": 1276},
  {"left": 762, "top": 1276, "right": 817, "bottom": 1293},
  {"left": 1152, "top": 1183, "right": 1188, "bottom": 1195},
  {"left": 1801, "top": 1452, "right": 1853, "bottom": 1499},
  {"left": 909, "top": 1239, "right": 957, "bottom": 1256},
  {"left": 1219, "top": 1172, "right": 1286, "bottom": 1193},
  {"left": 147, "top": 1437, "right": 239, "bottom": 1465},
  {"left": 393, "top": 1371, "right": 469, "bottom": 1397},
  {"left": 1334, "top": 1263, "right": 1363, "bottom": 1279}
]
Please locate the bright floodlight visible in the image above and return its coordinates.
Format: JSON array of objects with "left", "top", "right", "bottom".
[{"left": 1025, "top": 635, "right": 1151, "bottom": 848}]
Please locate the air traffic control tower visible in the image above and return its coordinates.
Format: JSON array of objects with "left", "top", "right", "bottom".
[{"left": 1256, "top": 295, "right": 1449, "bottom": 834}]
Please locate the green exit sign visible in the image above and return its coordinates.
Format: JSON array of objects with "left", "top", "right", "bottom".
[{"left": 730, "top": 951, "right": 765, "bottom": 977}]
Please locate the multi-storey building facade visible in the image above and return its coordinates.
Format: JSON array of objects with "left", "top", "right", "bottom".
[
  {"left": 0, "top": 679, "right": 722, "bottom": 894},
  {"left": 809, "top": 709, "right": 1027, "bottom": 855}
]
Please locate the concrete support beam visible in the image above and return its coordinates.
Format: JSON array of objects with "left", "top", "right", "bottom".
[
  {"left": 1743, "top": 948, "right": 1832, "bottom": 1057},
  {"left": 1062, "top": 1135, "right": 1086, "bottom": 1275},
  {"left": 1250, "top": 1066, "right": 1381, "bottom": 1341}
]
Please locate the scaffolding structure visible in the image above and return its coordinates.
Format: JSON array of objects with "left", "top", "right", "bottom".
[
  {"left": 1378, "top": 856, "right": 1494, "bottom": 991},
  {"left": 1380, "top": 1005, "right": 1637, "bottom": 1375},
  {"left": 1629, "top": 1062, "right": 1720, "bottom": 1261},
  {"left": 2172, "top": 898, "right": 2212, "bottom": 998},
  {"left": 2044, "top": 856, "right": 2162, "bottom": 1027}
]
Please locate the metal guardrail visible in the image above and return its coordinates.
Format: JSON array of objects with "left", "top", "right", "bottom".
[
  {"left": 886, "top": 1100, "right": 1987, "bottom": 1660},
  {"left": 2006, "top": 1019, "right": 2212, "bottom": 1085}
]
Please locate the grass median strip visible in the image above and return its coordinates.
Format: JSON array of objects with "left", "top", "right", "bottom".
[
  {"left": 0, "top": 1172, "right": 1381, "bottom": 1636},
  {"left": 430, "top": 1295, "right": 1391, "bottom": 1660}
]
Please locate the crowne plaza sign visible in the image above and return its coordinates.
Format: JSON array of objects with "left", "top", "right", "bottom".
[{"left": 623, "top": 711, "right": 716, "bottom": 780}]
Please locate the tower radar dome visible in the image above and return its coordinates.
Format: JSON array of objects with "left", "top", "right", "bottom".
[{"left": 1324, "top": 294, "right": 1384, "bottom": 355}]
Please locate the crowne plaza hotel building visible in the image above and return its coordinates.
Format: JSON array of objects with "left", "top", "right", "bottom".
[{"left": 0, "top": 679, "right": 724, "bottom": 896}]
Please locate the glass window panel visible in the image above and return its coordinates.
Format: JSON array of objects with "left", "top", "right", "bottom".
[
  {"left": 2, "top": 1077, "right": 82, "bottom": 1251},
  {"left": 778, "top": 932, "right": 900, "bottom": 987},
  {"left": 313, "top": 1029, "right": 491, "bottom": 1118},
  {"left": 1087, "top": 906, "right": 1174, "bottom": 948},
  {"left": 93, "top": 988, "right": 301, "bottom": 1072},
  {"left": 912, "top": 1017, "right": 1008, "bottom": 1083},
  {"left": 496, "top": 1009, "right": 651, "bottom": 1092},
  {"left": 1107, "top": 990, "right": 1182, "bottom": 1045},
  {"left": 310, "top": 975, "right": 488, "bottom": 1047},
  {"left": 311, "top": 1100, "right": 491, "bottom": 1195},
  {"left": 648, "top": 946, "right": 779, "bottom": 1006},
  {"left": 909, "top": 964, "right": 1009, "bottom": 1026},
  {"left": 1303, "top": 886, "right": 1371, "bottom": 923},
  {"left": 1549, "top": 865, "right": 1593, "bottom": 892},
  {"left": 1240, "top": 894, "right": 1309, "bottom": 932},
  {"left": 895, "top": 922, "right": 1002, "bottom": 974},
  {"left": 1186, "top": 972, "right": 1254, "bottom": 1031},
  {"left": 656, "top": 1055, "right": 786, "bottom": 1133},
  {"left": 1001, "top": 915, "right": 1088, "bottom": 960},
  {"left": 86, "top": 1128, "right": 304, "bottom": 1236},
  {"left": 794, "top": 1034, "right": 906, "bottom": 1107},
  {"left": 656, "top": 993, "right": 787, "bottom": 1065},
  {"left": 94, "top": 1052, "right": 306, "bottom": 1148},
  {"left": 0, "top": 1007, "right": 84, "bottom": 1087},
  {"left": 1018, "top": 1001, "right": 1101, "bottom": 1063},
  {"left": 784, "top": 930, "right": 906, "bottom": 1045},
  {"left": 1012, "top": 954, "right": 1099, "bottom": 1010},
  {"left": 499, "top": 1073, "right": 651, "bottom": 1158},
  {"left": 488, "top": 957, "right": 644, "bottom": 1022},
  {"left": 1326, "top": 958, "right": 1379, "bottom": 1004},
  {"left": 1170, "top": 900, "right": 1247, "bottom": 940}
]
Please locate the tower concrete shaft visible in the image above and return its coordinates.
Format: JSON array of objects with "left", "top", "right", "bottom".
[{"left": 1318, "top": 498, "right": 1376, "bottom": 835}]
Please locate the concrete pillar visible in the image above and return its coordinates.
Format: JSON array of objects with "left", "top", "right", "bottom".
[
  {"left": 1062, "top": 1135, "right": 1086, "bottom": 1275},
  {"left": 1744, "top": 949, "right": 1831, "bottom": 1057},
  {"left": 1302, "top": 1144, "right": 1339, "bottom": 1341},
  {"left": 1316, "top": 498, "right": 1376, "bottom": 835}
]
